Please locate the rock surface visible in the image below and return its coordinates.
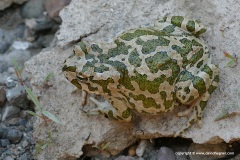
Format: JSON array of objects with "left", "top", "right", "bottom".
[
  {"left": 25, "top": 0, "right": 240, "bottom": 159},
  {"left": 188, "top": 143, "right": 229, "bottom": 160}
]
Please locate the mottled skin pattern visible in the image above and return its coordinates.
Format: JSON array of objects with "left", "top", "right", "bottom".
[{"left": 62, "top": 16, "right": 220, "bottom": 136}]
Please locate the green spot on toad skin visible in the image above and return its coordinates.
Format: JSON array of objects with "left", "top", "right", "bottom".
[
  {"left": 195, "top": 28, "right": 207, "bottom": 36},
  {"left": 193, "top": 76, "right": 206, "bottom": 95},
  {"left": 91, "top": 44, "right": 103, "bottom": 53},
  {"left": 62, "top": 65, "right": 76, "bottom": 72},
  {"left": 159, "top": 17, "right": 167, "bottom": 23},
  {"left": 71, "top": 79, "right": 82, "bottom": 89},
  {"left": 189, "top": 119, "right": 195, "bottom": 125},
  {"left": 85, "top": 82, "right": 99, "bottom": 92},
  {"left": 85, "top": 53, "right": 95, "bottom": 60},
  {"left": 107, "top": 110, "right": 118, "bottom": 120},
  {"left": 184, "top": 87, "right": 190, "bottom": 94},
  {"left": 98, "top": 41, "right": 131, "bottom": 63},
  {"left": 160, "top": 91, "right": 167, "bottom": 99},
  {"left": 145, "top": 51, "right": 171, "bottom": 73},
  {"left": 78, "top": 42, "right": 88, "bottom": 55},
  {"left": 178, "top": 70, "right": 194, "bottom": 82},
  {"left": 171, "top": 41, "right": 193, "bottom": 69},
  {"left": 171, "top": 16, "right": 184, "bottom": 28},
  {"left": 164, "top": 100, "right": 173, "bottom": 109},
  {"left": 196, "top": 60, "right": 203, "bottom": 68},
  {"left": 192, "top": 39, "right": 202, "bottom": 46},
  {"left": 94, "top": 65, "right": 109, "bottom": 73},
  {"left": 167, "top": 62, "right": 180, "bottom": 85},
  {"left": 180, "top": 38, "right": 192, "bottom": 50},
  {"left": 122, "top": 108, "right": 131, "bottom": 118},
  {"left": 200, "top": 101, "right": 207, "bottom": 110},
  {"left": 136, "top": 38, "right": 170, "bottom": 54},
  {"left": 189, "top": 48, "right": 204, "bottom": 67},
  {"left": 163, "top": 25, "right": 176, "bottom": 33},
  {"left": 128, "top": 49, "right": 142, "bottom": 67},
  {"left": 160, "top": 91, "right": 176, "bottom": 110},
  {"left": 186, "top": 20, "right": 195, "bottom": 32},
  {"left": 187, "top": 96, "right": 194, "bottom": 103},
  {"left": 129, "top": 93, "right": 161, "bottom": 109},
  {"left": 91, "top": 77, "right": 114, "bottom": 95},
  {"left": 213, "top": 75, "right": 219, "bottom": 83},
  {"left": 82, "top": 60, "right": 98, "bottom": 73},
  {"left": 118, "top": 91, "right": 136, "bottom": 109},
  {"left": 208, "top": 85, "right": 217, "bottom": 94},
  {"left": 120, "top": 29, "right": 168, "bottom": 41},
  {"left": 131, "top": 71, "right": 166, "bottom": 94},
  {"left": 201, "top": 65, "right": 213, "bottom": 79},
  {"left": 107, "top": 61, "right": 135, "bottom": 91}
]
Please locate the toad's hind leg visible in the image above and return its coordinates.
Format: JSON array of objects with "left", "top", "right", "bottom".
[
  {"left": 88, "top": 97, "right": 132, "bottom": 122},
  {"left": 174, "top": 64, "right": 219, "bottom": 137},
  {"left": 174, "top": 93, "right": 209, "bottom": 137}
]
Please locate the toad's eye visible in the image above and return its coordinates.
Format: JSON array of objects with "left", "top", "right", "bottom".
[{"left": 76, "top": 74, "right": 88, "bottom": 82}]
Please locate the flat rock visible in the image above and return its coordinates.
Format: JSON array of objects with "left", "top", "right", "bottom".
[{"left": 25, "top": 0, "right": 240, "bottom": 159}]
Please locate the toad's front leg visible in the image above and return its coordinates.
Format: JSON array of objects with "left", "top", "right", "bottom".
[{"left": 86, "top": 97, "right": 132, "bottom": 122}]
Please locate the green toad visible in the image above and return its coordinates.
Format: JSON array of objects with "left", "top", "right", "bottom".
[{"left": 62, "top": 16, "right": 220, "bottom": 136}]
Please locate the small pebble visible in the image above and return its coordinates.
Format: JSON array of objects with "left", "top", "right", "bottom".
[
  {"left": 7, "top": 118, "right": 27, "bottom": 126},
  {"left": 20, "top": 0, "right": 45, "bottom": 18},
  {"left": 0, "top": 125, "right": 8, "bottom": 138},
  {"left": 22, "top": 140, "right": 29, "bottom": 148},
  {"left": 7, "top": 128, "right": 23, "bottom": 144},
  {"left": 2, "top": 105, "right": 21, "bottom": 121},
  {"left": 136, "top": 140, "right": 148, "bottom": 157},
  {"left": 4, "top": 156, "right": 14, "bottom": 160},
  {"left": 5, "top": 77, "right": 16, "bottom": 88},
  {"left": 0, "top": 29, "right": 14, "bottom": 53},
  {"left": 0, "top": 139, "right": 10, "bottom": 147},
  {"left": 128, "top": 145, "right": 137, "bottom": 156},
  {"left": 6, "top": 85, "right": 29, "bottom": 109},
  {"left": 20, "top": 153, "right": 29, "bottom": 160},
  {"left": 12, "top": 41, "right": 31, "bottom": 50},
  {"left": 157, "top": 146, "right": 176, "bottom": 160}
]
